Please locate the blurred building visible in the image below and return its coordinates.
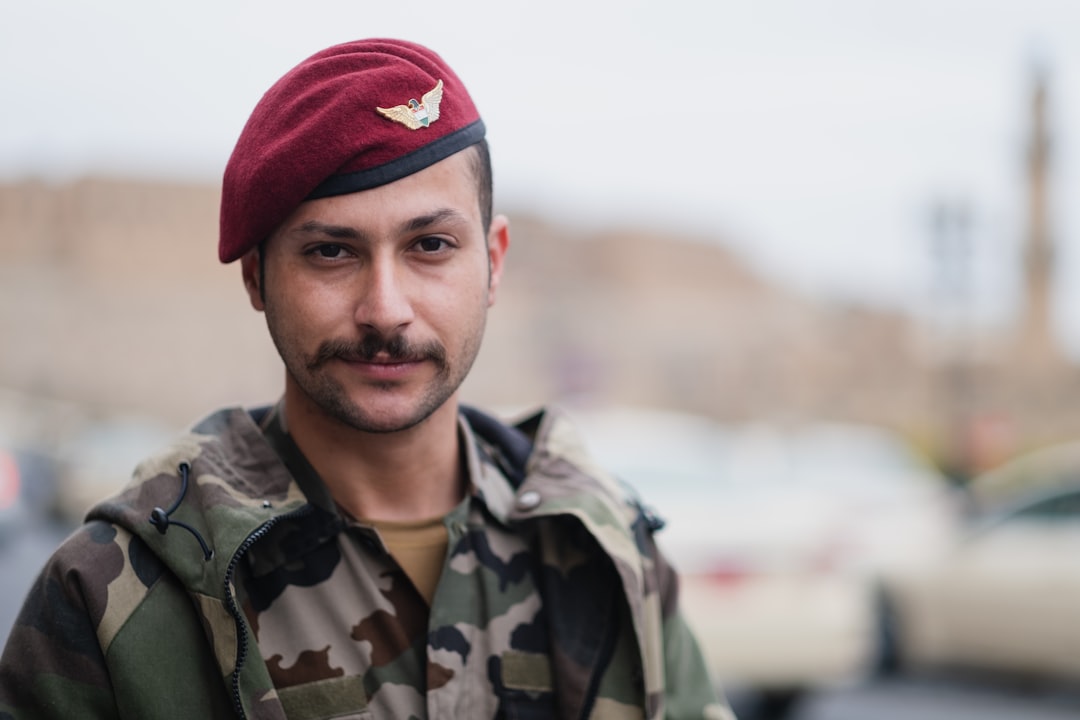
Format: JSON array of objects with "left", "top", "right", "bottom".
[
  {"left": 0, "top": 177, "right": 934, "bottom": 433},
  {"left": 0, "top": 179, "right": 281, "bottom": 430}
]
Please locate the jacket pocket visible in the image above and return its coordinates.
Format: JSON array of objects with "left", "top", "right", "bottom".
[
  {"left": 276, "top": 675, "right": 371, "bottom": 720},
  {"left": 499, "top": 650, "right": 556, "bottom": 720}
]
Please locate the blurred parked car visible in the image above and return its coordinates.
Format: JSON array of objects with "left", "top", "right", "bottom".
[
  {"left": 568, "top": 406, "right": 955, "bottom": 718},
  {"left": 877, "top": 441, "right": 1080, "bottom": 683},
  {"left": 0, "top": 437, "right": 61, "bottom": 537},
  {"left": 0, "top": 390, "right": 81, "bottom": 529},
  {"left": 0, "top": 447, "right": 24, "bottom": 536}
]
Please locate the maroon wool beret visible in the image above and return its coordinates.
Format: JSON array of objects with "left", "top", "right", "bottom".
[{"left": 219, "top": 38, "right": 485, "bottom": 263}]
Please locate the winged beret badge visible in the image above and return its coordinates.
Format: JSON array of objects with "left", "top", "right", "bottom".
[{"left": 376, "top": 79, "right": 444, "bottom": 129}]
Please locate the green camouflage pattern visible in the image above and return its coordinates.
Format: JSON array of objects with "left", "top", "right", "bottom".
[{"left": 0, "top": 405, "right": 733, "bottom": 719}]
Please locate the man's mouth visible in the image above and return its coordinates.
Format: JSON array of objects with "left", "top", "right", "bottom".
[
  {"left": 358, "top": 352, "right": 423, "bottom": 365},
  {"left": 342, "top": 355, "right": 425, "bottom": 381}
]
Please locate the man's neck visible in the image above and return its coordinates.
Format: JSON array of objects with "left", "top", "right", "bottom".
[{"left": 282, "top": 391, "right": 465, "bottom": 523}]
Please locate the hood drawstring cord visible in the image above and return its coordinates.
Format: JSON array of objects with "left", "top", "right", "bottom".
[{"left": 148, "top": 462, "right": 214, "bottom": 561}]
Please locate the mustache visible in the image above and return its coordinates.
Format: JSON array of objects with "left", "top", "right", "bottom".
[{"left": 307, "top": 333, "right": 447, "bottom": 370}]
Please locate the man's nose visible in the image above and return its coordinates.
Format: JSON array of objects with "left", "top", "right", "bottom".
[{"left": 355, "top": 257, "right": 415, "bottom": 335}]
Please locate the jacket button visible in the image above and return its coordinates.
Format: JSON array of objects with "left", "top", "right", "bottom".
[{"left": 516, "top": 490, "right": 542, "bottom": 511}]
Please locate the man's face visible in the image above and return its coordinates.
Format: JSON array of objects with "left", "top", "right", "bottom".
[{"left": 242, "top": 148, "right": 509, "bottom": 434}]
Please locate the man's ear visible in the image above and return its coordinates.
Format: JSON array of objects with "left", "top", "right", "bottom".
[
  {"left": 240, "top": 248, "right": 265, "bottom": 311},
  {"left": 486, "top": 214, "right": 510, "bottom": 307}
]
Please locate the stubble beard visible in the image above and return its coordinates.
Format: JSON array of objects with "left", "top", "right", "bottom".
[{"left": 267, "top": 314, "right": 486, "bottom": 434}]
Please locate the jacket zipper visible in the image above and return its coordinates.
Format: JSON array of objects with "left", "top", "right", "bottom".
[{"left": 223, "top": 504, "right": 315, "bottom": 719}]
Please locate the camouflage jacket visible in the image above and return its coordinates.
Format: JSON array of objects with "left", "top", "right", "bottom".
[{"left": 0, "top": 405, "right": 732, "bottom": 720}]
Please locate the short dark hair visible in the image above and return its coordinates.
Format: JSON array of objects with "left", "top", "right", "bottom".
[{"left": 469, "top": 139, "right": 493, "bottom": 234}]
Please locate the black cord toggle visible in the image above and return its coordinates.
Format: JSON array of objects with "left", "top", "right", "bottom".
[{"left": 148, "top": 462, "right": 214, "bottom": 561}]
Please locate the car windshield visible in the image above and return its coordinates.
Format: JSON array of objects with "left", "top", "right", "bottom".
[{"left": 968, "top": 442, "right": 1080, "bottom": 515}]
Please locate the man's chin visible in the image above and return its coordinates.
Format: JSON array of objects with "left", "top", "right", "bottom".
[
  {"left": 326, "top": 393, "right": 452, "bottom": 435},
  {"left": 290, "top": 364, "right": 459, "bottom": 434}
]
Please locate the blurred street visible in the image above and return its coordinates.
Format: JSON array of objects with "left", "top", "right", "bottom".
[
  {"left": 729, "top": 676, "right": 1080, "bottom": 720},
  {"left": 803, "top": 678, "right": 1080, "bottom": 720}
]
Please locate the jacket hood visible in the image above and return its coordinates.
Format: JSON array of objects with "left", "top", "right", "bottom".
[{"left": 87, "top": 407, "right": 310, "bottom": 599}]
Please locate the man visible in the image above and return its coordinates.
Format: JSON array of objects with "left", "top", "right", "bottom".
[{"left": 0, "top": 39, "right": 732, "bottom": 719}]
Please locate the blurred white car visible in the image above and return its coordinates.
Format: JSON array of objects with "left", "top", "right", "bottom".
[
  {"left": 568, "top": 406, "right": 955, "bottom": 715},
  {"left": 878, "top": 442, "right": 1080, "bottom": 682}
]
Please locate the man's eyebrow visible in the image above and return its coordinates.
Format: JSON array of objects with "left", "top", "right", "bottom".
[
  {"left": 401, "top": 208, "right": 468, "bottom": 234},
  {"left": 293, "top": 220, "right": 362, "bottom": 240},
  {"left": 290, "top": 210, "right": 467, "bottom": 240}
]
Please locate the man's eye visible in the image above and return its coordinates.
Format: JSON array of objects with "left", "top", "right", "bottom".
[
  {"left": 416, "top": 237, "right": 448, "bottom": 253},
  {"left": 314, "top": 244, "right": 344, "bottom": 258}
]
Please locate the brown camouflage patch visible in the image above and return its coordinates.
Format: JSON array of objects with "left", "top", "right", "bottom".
[
  {"left": 427, "top": 661, "right": 455, "bottom": 691},
  {"left": 266, "top": 646, "right": 344, "bottom": 687},
  {"left": 350, "top": 572, "right": 426, "bottom": 666}
]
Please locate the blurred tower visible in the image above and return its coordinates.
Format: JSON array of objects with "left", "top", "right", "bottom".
[{"left": 1018, "top": 67, "right": 1060, "bottom": 366}]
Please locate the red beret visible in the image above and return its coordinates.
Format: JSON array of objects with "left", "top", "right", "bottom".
[{"left": 219, "top": 38, "right": 485, "bottom": 263}]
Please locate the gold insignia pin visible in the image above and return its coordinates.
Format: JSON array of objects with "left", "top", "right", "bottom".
[{"left": 376, "top": 79, "right": 444, "bottom": 130}]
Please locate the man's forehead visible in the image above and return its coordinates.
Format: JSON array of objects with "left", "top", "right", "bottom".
[{"left": 267, "top": 155, "right": 482, "bottom": 247}]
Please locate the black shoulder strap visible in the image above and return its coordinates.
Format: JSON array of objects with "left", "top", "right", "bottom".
[{"left": 459, "top": 405, "right": 538, "bottom": 489}]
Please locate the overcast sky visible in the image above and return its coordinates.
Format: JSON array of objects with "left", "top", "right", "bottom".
[{"left": 4, "top": 1, "right": 1080, "bottom": 352}]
